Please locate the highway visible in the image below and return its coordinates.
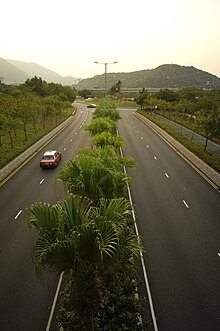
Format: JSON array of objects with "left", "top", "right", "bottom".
[
  {"left": 118, "top": 108, "right": 220, "bottom": 331},
  {"left": 0, "top": 103, "right": 92, "bottom": 331},
  {"left": 1, "top": 103, "right": 220, "bottom": 331}
]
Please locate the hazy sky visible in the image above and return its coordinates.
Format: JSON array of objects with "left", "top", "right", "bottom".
[{"left": 1, "top": 0, "right": 220, "bottom": 78}]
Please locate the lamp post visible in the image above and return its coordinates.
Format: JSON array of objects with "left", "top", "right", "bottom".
[{"left": 94, "top": 61, "right": 118, "bottom": 96}]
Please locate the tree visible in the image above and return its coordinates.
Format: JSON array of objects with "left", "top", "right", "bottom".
[
  {"left": 198, "top": 110, "right": 220, "bottom": 150},
  {"left": 57, "top": 150, "right": 131, "bottom": 204},
  {"left": 109, "top": 80, "right": 122, "bottom": 96},
  {"left": 135, "top": 88, "right": 148, "bottom": 109},
  {"left": 92, "top": 131, "right": 123, "bottom": 148},
  {"left": 24, "top": 76, "right": 47, "bottom": 97},
  {"left": 156, "top": 88, "right": 179, "bottom": 102},
  {"left": 26, "top": 194, "right": 143, "bottom": 331},
  {"left": 0, "top": 113, "right": 7, "bottom": 147},
  {"left": 78, "top": 89, "right": 91, "bottom": 99},
  {"left": 178, "top": 87, "right": 203, "bottom": 101},
  {"left": 15, "top": 94, "right": 33, "bottom": 141},
  {"left": 85, "top": 117, "right": 116, "bottom": 135}
]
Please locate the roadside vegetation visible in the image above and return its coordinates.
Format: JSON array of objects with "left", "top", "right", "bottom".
[
  {"left": 135, "top": 87, "right": 220, "bottom": 173},
  {"left": 26, "top": 97, "right": 148, "bottom": 330},
  {"left": 0, "top": 77, "right": 77, "bottom": 168}
]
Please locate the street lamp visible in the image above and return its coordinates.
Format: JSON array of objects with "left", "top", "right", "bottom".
[{"left": 94, "top": 61, "right": 118, "bottom": 96}]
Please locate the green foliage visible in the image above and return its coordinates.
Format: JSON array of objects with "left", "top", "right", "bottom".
[
  {"left": 92, "top": 131, "right": 123, "bottom": 148},
  {"left": 109, "top": 80, "right": 122, "bottom": 95},
  {"left": 24, "top": 95, "right": 145, "bottom": 330},
  {"left": 27, "top": 194, "right": 144, "bottom": 329},
  {"left": 85, "top": 117, "right": 116, "bottom": 135},
  {"left": 78, "top": 89, "right": 92, "bottom": 99},
  {"left": 138, "top": 110, "right": 220, "bottom": 173},
  {"left": 57, "top": 147, "right": 132, "bottom": 203},
  {"left": 0, "top": 87, "right": 74, "bottom": 168},
  {"left": 24, "top": 76, "right": 77, "bottom": 101},
  {"left": 93, "top": 106, "right": 121, "bottom": 121},
  {"left": 58, "top": 253, "right": 148, "bottom": 331},
  {"left": 76, "top": 64, "right": 220, "bottom": 90},
  {"left": 155, "top": 88, "right": 179, "bottom": 102},
  {"left": 135, "top": 88, "right": 148, "bottom": 109},
  {"left": 55, "top": 97, "right": 144, "bottom": 329}
]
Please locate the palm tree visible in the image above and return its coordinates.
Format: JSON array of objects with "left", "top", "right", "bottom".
[
  {"left": 57, "top": 147, "right": 134, "bottom": 204},
  {"left": 26, "top": 194, "right": 143, "bottom": 331},
  {"left": 85, "top": 117, "right": 116, "bottom": 135},
  {"left": 92, "top": 131, "right": 123, "bottom": 148}
]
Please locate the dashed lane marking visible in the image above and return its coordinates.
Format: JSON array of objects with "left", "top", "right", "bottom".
[
  {"left": 15, "top": 210, "right": 22, "bottom": 219},
  {"left": 183, "top": 200, "right": 189, "bottom": 208}
]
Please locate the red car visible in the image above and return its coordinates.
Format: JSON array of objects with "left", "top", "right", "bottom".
[{"left": 40, "top": 150, "right": 62, "bottom": 168}]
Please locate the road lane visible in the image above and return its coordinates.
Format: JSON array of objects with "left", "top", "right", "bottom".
[
  {"left": 118, "top": 108, "right": 220, "bottom": 331},
  {"left": 0, "top": 104, "right": 92, "bottom": 331}
]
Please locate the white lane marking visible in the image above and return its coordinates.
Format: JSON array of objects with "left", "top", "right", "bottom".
[
  {"left": 64, "top": 147, "right": 66, "bottom": 151},
  {"left": 146, "top": 145, "right": 149, "bottom": 148},
  {"left": 15, "top": 210, "right": 22, "bottom": 219},
  {"left": 154, "top": 156, "right": 157, "bottom": 160},
  {"left": 40, "top": 178, "right": 44, "bottom": 185},
  {"left": 165, "top": 173, "right": 169, "bottom": 178},
  {"left": 70, "top": 139, "right": 72, "bottom": 141},
  {"left": 183, "top": 200, "right": 189, "bottom": 208},
  {"left": 218, "top": 253, "right": 220, "bottom": 257},
  {"left": 119, "top": 145, "right": 159, "bottom": 331},
  {"left": 137, "top": 131, "right": 139, "bottom": 133},
  {"left": 75, "top": 132, "right": 77, "bottom": 135},
  {"left": 46, "top": 272, "right": 64, "bottom": 331},
  {"left": 141, "top": 136, "right": 143, "bottom": 139}
]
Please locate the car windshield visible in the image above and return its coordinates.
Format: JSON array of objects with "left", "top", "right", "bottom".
[{"left": 43, "top": 155, "right": 54, "bottom": 160}]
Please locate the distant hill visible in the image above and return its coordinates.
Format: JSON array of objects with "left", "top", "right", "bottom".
[
  {"left": 0, "top": 58, "right": 80, "bottom": 85},
  {"left": 76, "top": 64, "right": 220, "bottom": 90},
  {"left": 0, "top": 58, "right": 30, "bottom": 84},
  {"left": 1, "top": 58, "right": 220, "bottom": 89}
]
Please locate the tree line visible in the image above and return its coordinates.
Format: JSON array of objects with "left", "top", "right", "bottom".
[
  {"left": 0, "top": 77, "right": 77, "bottom": 167},
  {"left": 135, "top": 87, "right": 220, "bottom": 149}
]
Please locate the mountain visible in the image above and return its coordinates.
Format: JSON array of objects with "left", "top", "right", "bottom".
[
  {"left": 1, "top": 58, "right": 220, "bottom": 89},
  {"left": 0, "top": 58, "right": 80, "bottom": 85},
  {"left": 0, "top": 58, "right": 30, "bottom": 84},
  {"left": 76, "top": 64, "right": 220, "bottom": 90}
]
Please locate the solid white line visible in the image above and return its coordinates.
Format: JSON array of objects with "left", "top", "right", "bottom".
[
  {"left": 15, "top": 210, "right": 22, "bottom": 219},
  {"left": 40, "top": 179, "right": 44, "bottom": 185},
  {"left": 119, "top": 145, "right": 159, "bottom": 331},
  {"left": 45, "top": 272, "right": 64, "bottom": 331},
  {"left": 183, "top": 200, "right": 189, "bottom": 208}
]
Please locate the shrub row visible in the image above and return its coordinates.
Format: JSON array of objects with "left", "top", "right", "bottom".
[{"left": 57, "top": 98, "right": 149, "bottom": 330}]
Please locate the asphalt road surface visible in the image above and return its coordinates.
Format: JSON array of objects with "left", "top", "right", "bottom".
[
  {"left": 1, "top": 103, "right": 220, "bottom": 331},
  {"left": 118, "top": 108, "right": 220, "bottom": 331},
  {"left": 0, "top": 104, "right": 92, "bottom": 331}
]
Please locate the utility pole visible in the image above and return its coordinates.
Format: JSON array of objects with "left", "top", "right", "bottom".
[{"left": 94, "top": 61, "right": 118, "bottom": 96}]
